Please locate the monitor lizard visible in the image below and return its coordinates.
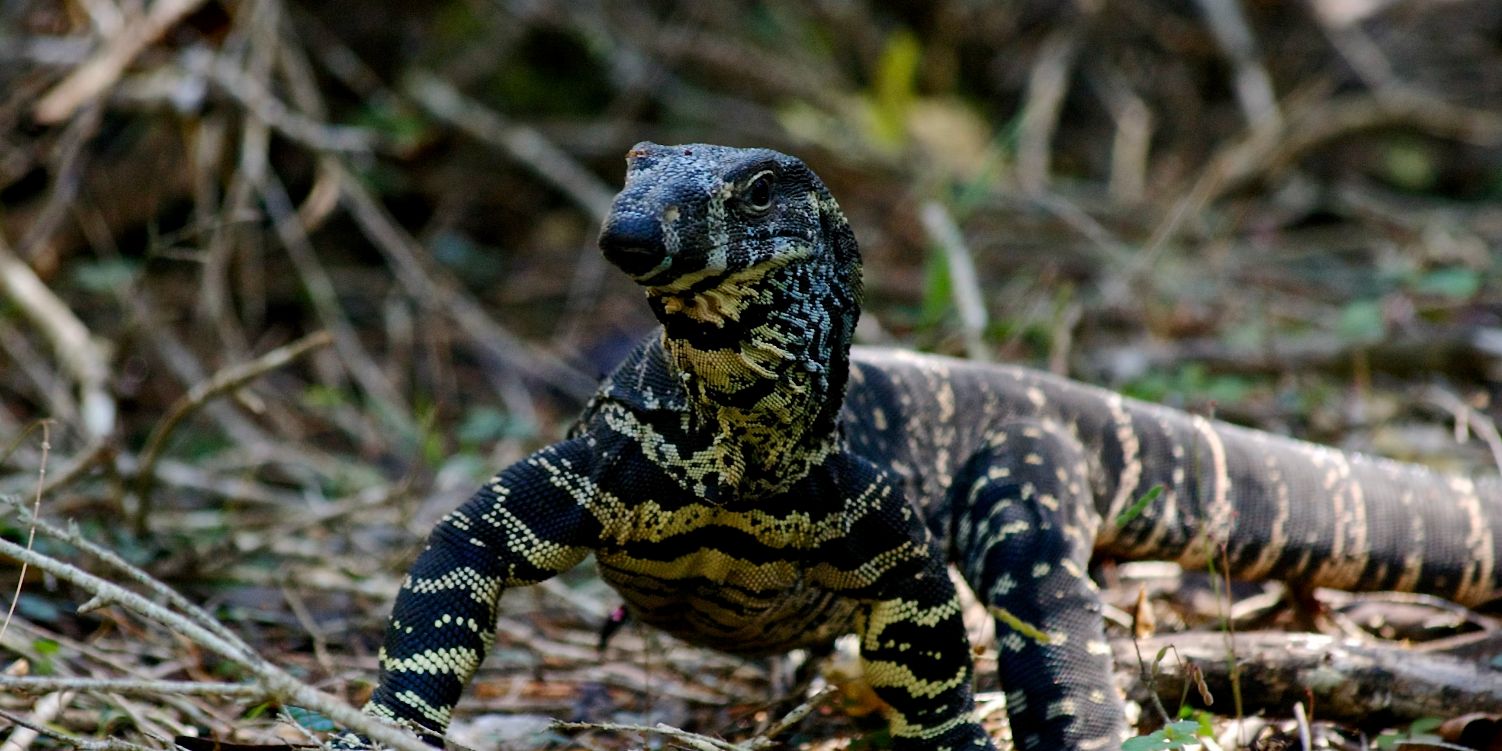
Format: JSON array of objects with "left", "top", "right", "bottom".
[{"left": 354, "top": 142, "right": 1502, "bottom": 750}]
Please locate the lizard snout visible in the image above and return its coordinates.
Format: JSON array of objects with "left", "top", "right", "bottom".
[{"left": 599, "top": 210, "right": 668, "bottom": 277}]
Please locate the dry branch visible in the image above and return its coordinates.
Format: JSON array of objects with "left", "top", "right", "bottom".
[
  {"left": 1116, "top": 631, "right": 1502, "bottom": 727},
  {"left": 16, "top": 103, "right": 101, "bottom": 262},
  {"left": 1425, "top": 386, "right": 1502, "bottom": 475},
  {"left": 1016, "top": 29, "right": 1080, "bottom": 194},
  {"left": 920, "top": 201, "right": 988, "bottom": 361},
  {"left": 0, "top": 676, "right": 265, "bottom": 699},
  {"left": 32, "top": 0, "right": 210, "bottom": 124},
  {"left": 1088, "top": 325, "right": 1502, "bottom": 384},
  {"left": 337, "top": 166, "right": 599, "bottom": 401},
  {"left": 0, "top": 690, "right": 78, "bottom": 751},
  {"left": 0, "top": 708, "right": 154, "bottom": 751},
  {"left": 0, "top": 230, "right": 114, "bottom": 438},
  {"left": 403, "top": 70, "right": 617, "bottom": 221},
  {"left": 256, "top": 170, "right": 412, "bottom": 422},
  {"left": 186, "top": 48, "right": 376, "bottom": 154},
  {"left": 1, "top": 494, "right": 244, "bottom": 648},
  {"left": 1143, "top": 89, "right": 1502, "bottom": 261},
  {"left": 0, "top": 508, "right": 430, "bottom": 751},
  {"left": 553, "top": 687, "right": 835, "bottom": 750},
  {"left": 131, "top": 330, "right": 333, "bottom": 534},
  {"left": 1192, "top": 0, "right": 1281, "bottom": 127}
]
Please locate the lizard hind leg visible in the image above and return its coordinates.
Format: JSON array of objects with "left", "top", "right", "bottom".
[{"left": 950, "top": 420, "right": 1126, "bottom": 751}]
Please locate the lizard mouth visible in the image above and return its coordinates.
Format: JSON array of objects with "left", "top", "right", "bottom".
[
  {"left": 643, "top": 249, "right": 813, "bottom": 327},
  {"left": 639, "top": 242, "right": 814, "bottom": 295}
]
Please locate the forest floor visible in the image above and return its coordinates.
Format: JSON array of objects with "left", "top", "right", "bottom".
[{"left": 4, "top": 1, "right": 1502, "bottom": 749}]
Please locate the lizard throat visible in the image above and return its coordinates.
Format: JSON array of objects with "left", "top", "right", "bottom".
[{"left": 650, "top": 256, "right": 854, "bottom": 489}]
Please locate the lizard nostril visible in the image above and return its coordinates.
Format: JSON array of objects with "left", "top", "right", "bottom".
[{"left": 599, "top": 212, "right": 667, "bottom": 275}]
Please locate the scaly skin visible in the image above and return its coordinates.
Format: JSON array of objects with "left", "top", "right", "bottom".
[{"left": 357, "top": 143, "right": 1502, "bottom": 750}]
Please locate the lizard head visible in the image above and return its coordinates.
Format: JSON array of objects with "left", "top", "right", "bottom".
[
  {"left": 599, "top": 142, "right": 861, "bottom": 307},
  {"left": 599, "top": 143, "right": 863, "bottom": 451}
]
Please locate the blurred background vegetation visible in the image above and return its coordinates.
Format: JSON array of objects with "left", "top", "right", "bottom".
[{"left": 2, "top": 0, "right": 1502, "bottom": 748}]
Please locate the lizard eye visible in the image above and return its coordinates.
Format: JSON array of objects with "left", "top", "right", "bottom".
[{"left": 742, "top": 171, "right": 775, "bottom": 213}]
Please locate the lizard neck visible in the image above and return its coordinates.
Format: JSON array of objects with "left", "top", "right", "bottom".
[{"left": 649, "top": 256, "right": 857, "bottom": 492}]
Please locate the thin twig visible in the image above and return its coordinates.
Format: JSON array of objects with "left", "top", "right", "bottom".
[
  {"left": 32, "top": 0, "right": 210, "bottom": 123},
  {"left": 1192, "top": 0, "right": 1281, "bottom": 128},
  {"left": 401, "top": 69, "right": 618, "bottom": 342},
  {"left": 0, "top": 708, "right": 155, "bottom": 751},
  {"left": 552, "top": 720, "right": 741, "bottom": 751},
  {"left": 35, "top": 441, "right": 111, "bottom": 497},
  {"left": 131, "top": 330, "right": 333, "bottom": 534},
  {"left": 554, "top": 686, "right": 835, "bottom": 751},
  {"left": 1309, "top": 1, "right": 1396, "bottom": 92},
  {"left": 256, "top": 168, "right": 413, "bottom": 423},
  {"left": 16, "top": 103, "right": 103, "bottom": 261},
  {"left": 0, "top": 423, "right": 48, "bottom": 648},
  {"left": 1016, "top": 29, "right": 1080, "bottom": 194},
  {"left": 0, "top": 444, "right": 70, "bottom": 751},
  {"left": 113, "top": 280, "right": 273, "bottom": 448},
  {"left": 1292, "top": 700, "right": 1312, "bottom": 751},
  {"left": 280, "top": 581, "right": 335, "bottom": 678},
  {"left": 337, "top": 166, "right": 599, "bottom": 402},
  {"left": 746, "top": 685, "right": 837, "bottom": 748},
  {"left": 1141, "top": 89, "right": 1502, "bottom": 275},
  {"left": 1087, "top": 65, "right": 1154, "bottom": 204},
  {"left": 0, "top": 688, "right": 77, "bottom": 751},
  {"left": 0, "top": 494, "right": 248, "bottom": 649},
  {"left": 402, "top": 70, "right": 617, "bottom": 221},
  {"left": 0, "top": 230, "right": 115, "bottom": 438},
  {"left": 0, "top": 322, "right": 80, "bottom": 426},
  {"left": 0, "top": 676, "right": 267, "bottom": 698},
  {"left": 187, "top": 49, "right": 376, "bottom": 154},
  {"left": 919, "top": 201, "right": 988, "bottom": 361},
  {"left": 1426, "top": 386, "right": 1502, "bottom": 475},
  {"left": 0, "top": 534, "right": 432, "bottom": 751}
]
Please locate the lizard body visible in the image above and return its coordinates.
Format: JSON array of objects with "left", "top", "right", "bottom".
[{"left": 357, "top": 143, "right": 1502, "bottom": 750}]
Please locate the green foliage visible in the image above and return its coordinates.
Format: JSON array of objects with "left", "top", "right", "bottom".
[
  {"left": 352, "top": 101, "right": 432, "bottom": 152},
  {"left": 988, "top": 605, "right": 1052, "bottom": 645},
  {"left": 1114, "top": 484, "right": 1164, "bottom": 529},
  {"left": 1411, "top": 266, "right": 1482, "bottom": 300},
  {"left": 212, "top": 658, "right": 248, "bottom": 680},
  {"left": 868, "top": 29, "right": 921, "bottom": 146},
  {"left": 301, "top": 384, "right": 350, "bottom": 411},
  {"left": 919, "top": 247, "right": 953, "bottom": 330},
  {"left": 1336, "top": 299, "right": 1386, "bottom": 342},
  {"left": 415, "top": 400, "right": 447, "bottom": 468},
  {"left": 457, "top": 406, "right": 535, "bottom": 448},
  {"left": 1374, "top": 717, "right": 1445, "bottom": 749},
  {"left": 1122, "top": 719, "right": 1210, "bottom": 750},
  {"left": 284, "top": 705, "right": 339, "bottom": 732},
  {"left": 70, "top": 259, "right": 140, "bottom": 294},
  {"left": 1122, "top": 364, "right": 1256, "bottom": 409},
  {"left": 486, "top": 28, "right": 613, "bottom": 117},
  {"left": 1382, "top": 138, "right": 1439, "bottom": 193},
  {"left": 30, "top": 637, "right": 59, "bottom": 675}
]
